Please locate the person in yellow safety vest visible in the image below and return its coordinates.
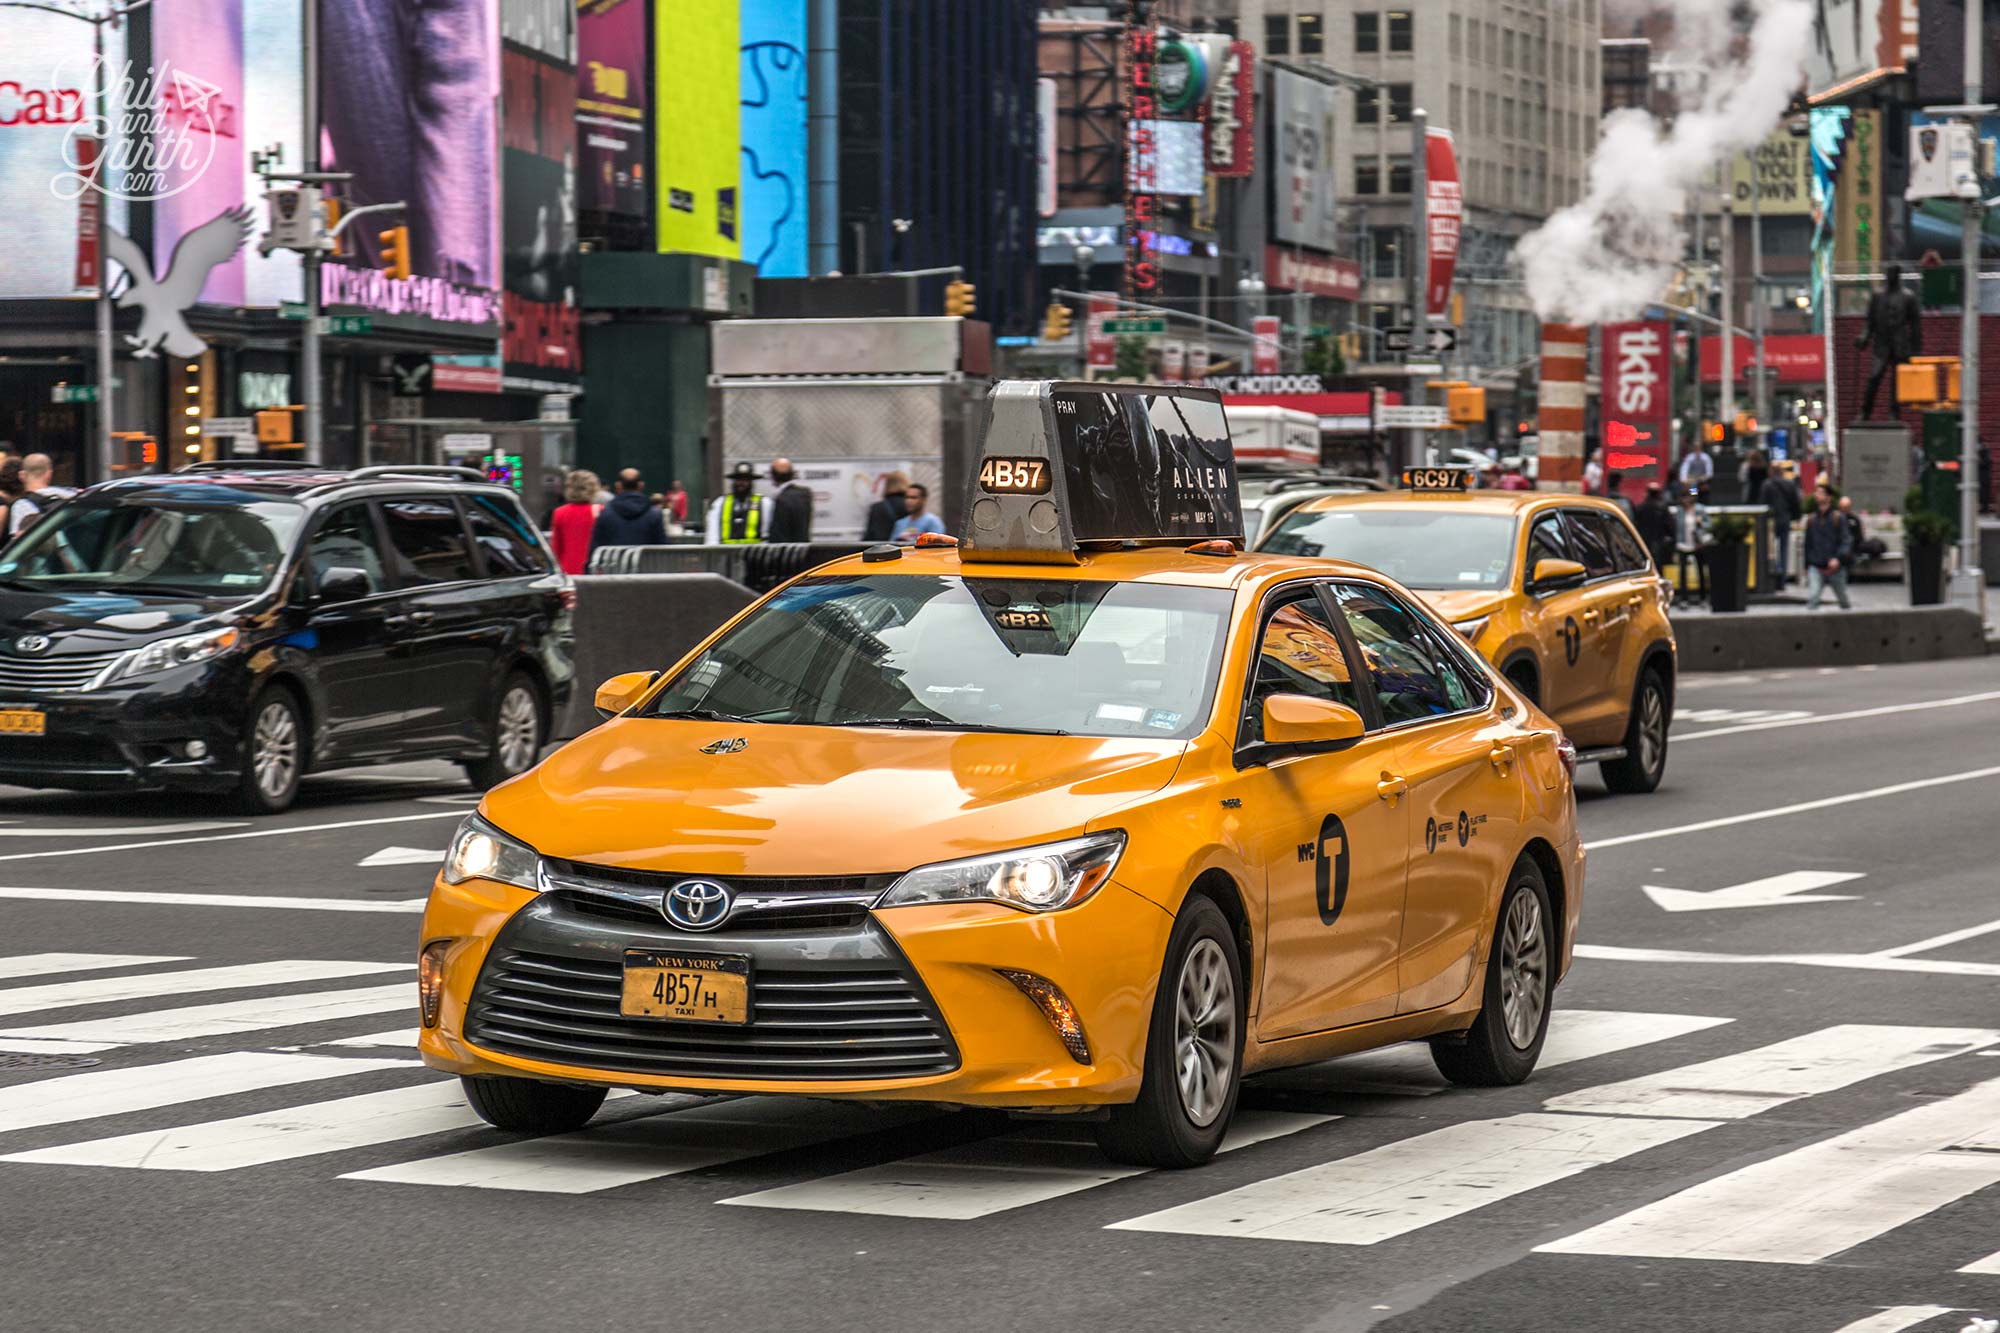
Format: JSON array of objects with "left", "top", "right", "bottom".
[{"left": 704, "top": 461, "right": 774, "bottom": 544}]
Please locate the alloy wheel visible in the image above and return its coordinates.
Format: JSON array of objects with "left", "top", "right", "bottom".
[
  {"left": 1498, "top": 886, "right": 1548, "bottom": 1050},
  {"left": 1173, "top": 937, "right": 1236, "bottom": 1127},
  {"left": 1638, "top": 683, "right": 1666, "bottom": 779},
  {"left": 252, "top": 701, "right": 299, "bottom": 800},
  {"left": 497, "top": 685, "right": 540, "bottom": 773}
]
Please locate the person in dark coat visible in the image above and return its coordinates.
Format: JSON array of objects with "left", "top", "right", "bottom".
[
  {"left": 1633, "top": 482, "right": 1674, "bottom": 569},
  {"left": 1759, "top": 460, "right": 1802, "bottom": 589},
  {"left": 767, "top": 457, "right": 814, "bottom": 543},
  {"left": 1801, "top": 486, "right": 1854, "bottom": 610},
  {"left": 863, "top": 471, "right": 910, "bottom": 542},
  {"left": 589, "top": 468, "right": 669, "bottom": 555}
]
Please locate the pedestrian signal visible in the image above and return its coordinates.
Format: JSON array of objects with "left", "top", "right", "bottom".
[
  {"left": 1041, "top": 303, "right": 1072, "bottom": 341},
  {"left": 1447, "top": 386, "right": 1486, "bottom": 425},
  {"left": 1704, "top": 421, "right": 1725, "bottom": 444},
  {"left": 945, "top": 279, "right": 976, "bottom": 317},
  {"left": 378, "top": 225, "right": 412, "bottom": 281}
]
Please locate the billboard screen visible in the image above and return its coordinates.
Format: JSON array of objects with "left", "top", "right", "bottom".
[
  {"left": 150, "top": 0, "right": 248, "bottom": 307},
  {"left": 1268, "top": 68, "right": 1336, "bottom": 253},
  {"left": 1127, "top": 119, "right": 1205, "bottom": 197},
  {"left": 1601, "top": 320, "right": 1672, "bottom": 502},
  {"left": 501, "top": 22, "right": 580, "bottom": 387},
  {"left": 739, "top": 0, "right": 807, "bottom": 276},
  {"left": 657, "top": 0, "right": 740, "bottom": 258},
  {"left": 578, "top": 0, "right": 649, "bottom": 224}
]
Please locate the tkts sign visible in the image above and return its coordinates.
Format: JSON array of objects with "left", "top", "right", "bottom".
[{"left": 1600, "top": 320, "right": 1672, "bottom": 499}]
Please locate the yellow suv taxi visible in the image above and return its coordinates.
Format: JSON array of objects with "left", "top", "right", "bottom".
[
  {"left": 1255, "top": 475, "right": 1676, "bottom": 793},
  {"left": 417, "top": 383, "right": 1583, "bottom": 1169}
]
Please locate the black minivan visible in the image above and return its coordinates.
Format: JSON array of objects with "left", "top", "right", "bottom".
[{"left": 0, "top": 463, "right": 573, "bottom": 812}]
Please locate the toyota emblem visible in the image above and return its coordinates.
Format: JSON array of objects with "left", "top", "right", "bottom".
[
  {"left": 700, "top": 737, "right": 748, "bottom": 755},
  {"left": 13, "top": 635, "right": 50, "bottom": 656},
  {"left": 662, "top": 878, "right": 733, "bottom": 931}
]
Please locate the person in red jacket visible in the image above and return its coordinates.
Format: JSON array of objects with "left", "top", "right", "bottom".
[{"left": 548, "top": 468, "right": 601, "bottom": 575}]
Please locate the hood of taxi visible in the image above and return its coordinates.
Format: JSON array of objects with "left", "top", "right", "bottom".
[
  {"left": 482, "top": 719, "right": 1189, "bottom": 877},
  {"left": 1411, "top": 588, "right": 1509, "bottom": 624}
]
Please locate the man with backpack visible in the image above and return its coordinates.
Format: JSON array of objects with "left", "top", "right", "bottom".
[{"left": 10, "top": 454, "right": 73, "bottom": 539}]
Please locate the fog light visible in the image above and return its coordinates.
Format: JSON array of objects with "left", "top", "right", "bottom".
[
  {"left": 184, "top": 739, "right": 208, "bottom": 760},
  {"left": 418, "top": 941, "right": 450, "bottom": 1029},
  {"left": 998, "top": 968, "right": 1092, "bottom": 1065}
]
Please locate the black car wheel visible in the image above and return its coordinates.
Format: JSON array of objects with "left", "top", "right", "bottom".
[
  {"left": 1601, "top": 668, "right": 1669, "bottom": 794},
  {"left": 1431, "top": 855, "right": 1554, "bottom": 1087},
  {"left": 461, "top": 1074, "right": 607, "bottom": 1134},
  {"left": 233, "top": 686, "right": 303, "bottom": 814},
  {"left": 464, "top": 673, "right": 543, "bottom": 790}
]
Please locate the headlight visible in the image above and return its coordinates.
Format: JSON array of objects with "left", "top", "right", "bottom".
[
  {"left": 442, "top": 814, "right": 541, "bottom": 890},
  {"left": 878, "top": 831, "right": 1126, "bottom": 913},
  {"left": 1451, "top": 616, "right": 1490, "bottom": 642},
  {"left": 117, "top": 626, "right": 240, "bottom": 680}
]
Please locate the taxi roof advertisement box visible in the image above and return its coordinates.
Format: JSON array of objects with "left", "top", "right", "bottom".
[{"left": 1601, "top": 320, "right": 1672, "bottom": 503}]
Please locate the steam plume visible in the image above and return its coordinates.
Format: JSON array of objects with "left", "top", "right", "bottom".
[{"left": 1516, "top": 0, "right": 1814, "bottom": 323}]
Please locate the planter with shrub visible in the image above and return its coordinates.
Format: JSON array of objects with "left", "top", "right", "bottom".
[
  {"left": 1902, "top": 487, "right": 1955, "bottom": 607},
  {"left": 1705, "top": 513, "right": 1753, "bottom": 612}
]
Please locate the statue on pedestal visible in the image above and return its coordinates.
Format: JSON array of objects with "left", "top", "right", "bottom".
[{"left": 1855, "top": 263, "right": 1923, "bottom": 420}]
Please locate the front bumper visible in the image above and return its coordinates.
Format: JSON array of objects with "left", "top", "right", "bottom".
[
  {"left": 419, "top": 872, "right": 1176, "bottom": 1107},
  {"left": 0, "top": 670, "right": 246, "bottom": 792}
]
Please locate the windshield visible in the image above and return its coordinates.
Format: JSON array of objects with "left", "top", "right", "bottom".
[
  {"left": 0, "top": 494, "right": 303, "bottom": 596},
  {"left": 1259, "top": 508, "right": 1518, "bottom": 589},
  {"left": 648, "top": 574, "right": 1233, "bottom": 739}
]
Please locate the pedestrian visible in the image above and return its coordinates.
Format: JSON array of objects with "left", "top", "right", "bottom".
[
  {"left": 1583, "top": 446, "right": 1605, "bottom": 495},
  {"left": 1838, "top": 493, "right": 1885, "bottom": 568},
  {"left": 9, "top": 453, "right": 74, "bottom": 539},
  {"left": 1678, "top": 438, "right": 1714, "bottom": 500},
  {"left": 863, "top": 471, "right": 910, "bottom": 542},
  {"left": 704, "top": 461, "right": 772, "bottom": 544},
  {"left": 664, "top": 478, "right": 691, "bottom": 527},
  {"left": 889, "top": 482, "right": 946, "bottom": 544},
  {"left": 548, "top": 468, "right": 601, "bottom": 575},
  {"left": 1634, "top": 481, "right": 1674, "bottom": 570},
  {"left": 1496, "top": 461, "right": 1531, "bottom": 491},
  {"left": 0, "top": 460, "right": 24, "bottom": 543},
  {"left": 1801, "top": 485, "right": 1854, "bottom": 610},
  {"left": 767, "top": 457, "right": 814, "bottom": 543},
  {"left": 1606, "top": 471, "right": 1637, "bottom": 521},
  {"left": 1759, "top": 459, "right": 1801, "bottom": 590},
  {"left": 1673, "top": 486, "right": 1709, "bottom": 603},
  {"left": 589, "top": 468, "right": 669, "bottom": 554},
  {"left": 1739, "top": 446, "right": 1768, "bottom": 507}
]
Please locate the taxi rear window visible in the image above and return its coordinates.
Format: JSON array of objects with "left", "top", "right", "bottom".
[
  {"left": 649, "top": 574, "right": 1233, "bottom": 740},
  {"left": 1259, "top": 509, "right": 1516, "bottom": 590}
]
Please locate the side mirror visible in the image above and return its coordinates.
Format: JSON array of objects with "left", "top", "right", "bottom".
[
  {"left": 1261, "top": 693, "right": 1366, "bottom": 749},
  {"left": 317, "top": 567, "right": 373, "bottom": 603},
  {"left": 1528, "top": 558, "right": 1587, "bottom": 592},
  {"left": 594, "top": 670, "right": 659, "bottom": 719}
]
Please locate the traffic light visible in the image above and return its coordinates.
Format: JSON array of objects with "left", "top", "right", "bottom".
[
  {"left": 1704, "top": 420, "right": 1726, "bottom": 445},
  {"left": 945, "top": 279, "right": 976, "bottom": 317},
  {"left": 1732, "top": 410, "right": 1758, "bottom": 437},
  {"left": 378, "top": 224, "right": 412, "bottom": 281},
  {"left": 1447, "top": 385, "right": 1486, "bottom": 425},
  {"left": 322, "top": 197, "right": 344, "bottom": 256},
  {"left": 1041, "top": 302, "right": 1072, "bottom": 341}
]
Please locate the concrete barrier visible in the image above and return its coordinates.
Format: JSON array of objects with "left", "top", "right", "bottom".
[
  {"left": 1980, "top": 520, "right": 2000, "bottom": 586},
  {"left": 588, "top": 543, "right": 868, "bottom": 591},
  {"left": 1670, "top": 606, "right": 1989, "bottom": 673},
  {"left": 557, "top": 573, "right": 758, "bottom": 738}
]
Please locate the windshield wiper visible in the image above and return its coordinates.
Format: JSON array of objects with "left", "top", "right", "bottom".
[
  {"left": 651, "top": 707, "right": 758, "bottom": 724},
  {"left": 825, "top": 716, "right": 1072, "bottom": 736}
]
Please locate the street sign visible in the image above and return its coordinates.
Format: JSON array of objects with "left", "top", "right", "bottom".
[
  {"left": 1377, "top": 404, "right": 1451, "bottom": 428},
  {"left": 201, "top": 417, "right": 255, "bottom": 439},
  {"left": 279, "top": 301, "right": 308, "bottom": 320},
  {"left": 50, "top": 384, "right": 98, "bottom": 404},
  {"left": 1384, "top": 326, "right": 1458, "bottom": 354},
  {"left": 316, "top": 315, "right": 373, "bottom": 335},
  {"left": 1101, "top": 317, "right": 1167, "bottom": 334}
]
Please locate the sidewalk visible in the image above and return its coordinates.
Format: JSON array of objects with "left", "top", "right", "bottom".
[{"left": 1671, "top": 574, "right": 2000, "bottom": 635}]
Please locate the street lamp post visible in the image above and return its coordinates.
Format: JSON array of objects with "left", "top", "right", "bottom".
[{"left": 1073, "top": 244, "right": 1095, "bottom": 377}]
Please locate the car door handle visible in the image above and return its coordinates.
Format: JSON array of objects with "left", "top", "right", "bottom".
[
  {"left": 1375, "top": 772, "right": 1408, "bottom": 804},
  {"left": 383, "top": 614, "right": 410, "bottom": 632},
  {"left": 1581, "top": 608, "right": 1601, "bottom": 623},
  {"left": 405, "top": 610, "right": 436, "bottom": 628},
  {"left": 1488, "top": 742, "right": 1515, "bottom": 773},
  {"left": 1626, "top": 594, "right": 1644, "bottom": 607}
]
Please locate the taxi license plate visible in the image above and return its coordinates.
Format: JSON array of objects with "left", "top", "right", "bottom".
[
  {"left": 620, "top": 950, "right": 750, "bottom": 1025},
  {"left": 0, "top": 709, "right": 46, "bottom": 736}
]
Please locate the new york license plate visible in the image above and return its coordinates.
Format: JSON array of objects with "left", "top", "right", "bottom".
[
  {"left": 620, "top": 950, "right": 750, "bottom": 1025},
  {"left": 0, "top": 709, "right": 46, "bottom": 735}
]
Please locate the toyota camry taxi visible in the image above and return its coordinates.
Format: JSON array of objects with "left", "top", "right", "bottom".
[
  {"left": 1256, "top": 471, "right": 1677, "bottom": 793},
  {"left": 419, "top": 382, "right": 1584, "bottom": 1168}
]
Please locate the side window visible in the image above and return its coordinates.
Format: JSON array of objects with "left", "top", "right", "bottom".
[
  {"left": 1525, "top": 513, "right": 1569, "bottom": 579},
  {"left": 307, "top": 504, "right": 388, "bottom": 595},
  {"left": 1332, "top": 582, "right": 1461, "bottom": 725},
  {"left": 379, "top": 498, "right": 477, "bottom": 586},
  {"left": 1597, "top": 511, "right": 1652, "bottom": 573},
  {"left": 463, "top": 495, "right": 552, "bottom": 577},
  {"left": 1243, "top": 588, "right": 1362, "bottom": 744},
  {"left": 1564, "top": 509, "right": 1617, "bottom": 579}
]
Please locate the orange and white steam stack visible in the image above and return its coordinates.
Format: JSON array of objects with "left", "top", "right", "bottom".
[{"left": 1537, "top": 322, "right": 1589, "bottom": 493}]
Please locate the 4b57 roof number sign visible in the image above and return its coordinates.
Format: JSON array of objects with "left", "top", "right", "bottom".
[{"left": 979, "top": 457, "right": 1052, "bottom": 495}]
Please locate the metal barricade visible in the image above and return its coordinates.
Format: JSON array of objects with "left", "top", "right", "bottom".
[{"left": 587, "top": 543, "right": 870, "bottom": 592}]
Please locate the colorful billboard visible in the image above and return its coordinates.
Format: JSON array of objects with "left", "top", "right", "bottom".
[
  {"left": 739, "top": 0, "right": 807, "bottom": 275},
  {"left": 1206, "top": 40, "right": 1255, "bottom": 178},
  {"left": 1424, "top": 128, "right": 1460, "bottom": 318},
  {"left": 501, "top": 8, "right": 580, "bottom": 387},
  {"left": 657, "top": 0, "right": 740, "bottom": 258},
  {"left": 1601, "top": 320, "right": 1672, "bottom": 500},
  {"left": 578, "top": 0, "right": 649, "bottom": 225}
]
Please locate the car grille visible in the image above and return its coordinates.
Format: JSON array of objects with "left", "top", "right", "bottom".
[
  {"left": 541, "top": 859, "right": 894, "bottom": 900},
  {"left": 0, "top": 734, "right": 127, "bottom": 768},
  {"left": 466, "top": 944, "right": 960, "bottom": 1082},
  {"left": 553, "top": 891, "right": 870, "bottom": 934},
  {"left": 0, "top": 651, "right": 123, "bottom": 693}
]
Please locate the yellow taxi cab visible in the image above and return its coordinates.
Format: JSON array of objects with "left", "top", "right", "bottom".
[
  {"left": 417, "top": 383, "right": 1584, "bottom": 1168},
  {"left": 1254, "top": 470, "right": 1677, "bottom": 793}
]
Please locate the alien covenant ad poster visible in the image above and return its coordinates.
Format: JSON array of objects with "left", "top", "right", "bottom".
[{"left": 1049, "top": 388, "right": 1242, "bottom": 542}]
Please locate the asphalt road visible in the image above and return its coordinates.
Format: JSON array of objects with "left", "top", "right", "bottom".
[{"left": 0, "top": 657, "right": 1995, "bottom": 1333}]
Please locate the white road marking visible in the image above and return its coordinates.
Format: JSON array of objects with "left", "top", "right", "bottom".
[
  {"left": 0, "top": 821, "right": 248, "bottom": 837},
  {"left": 0, "top": 887, "right": 426, "bottom": 914},
  {"left": 0, "top": 1051, "right": 407, "bottom": 1134},
  {"left": 1106, "top": 1112, "right": 1711, "bottom": 1244},
  {"left": 723, "top": 1110, "right": 1331, "bottom": 1220},
  {"left": 1540, "top": 1077, "right": 2000, "bottom": 1264},
  {"left": 316, "top": 1029, "right": 418, "bottom": 1049},
  {"left": 344, "top": 1098, "right": 910, "bottom": 1194},
  {"left": 1587, "top": 765, "right": 2000, "bottom": 850},
  {"left": 0, "top": 953, "right": 188, "bottom": 982},
  {"left": 0, "top": 808, "right": 466, "bottom": 865},
  {"left": 1544, "top": 1025, "right": 2000, "bottom": 1120},
  {"left": 1674, "top": 707, "right": 1814, "bottom": 727},
  {"left": 1960, "top": 1249, "right": 2000, "bottom": 1275},
  {"left": 1575, "top": 944, "right": 2000, "bottom": 979},
  {"left": 1673, "top": 690, "right": 2000, "bottom": 743},
  {"left": 1828, "top": 1309, "right": 1961, "bottom": 1333},
  {"left": 0, "top": 981, "right": 415, "bottom": 1052},
  {"left": 1642, "top": 869, "right": 1865, "bottom": 913},
  {"left": 0, "top": 959, "right": 405, "bottom": 1019},
  {"left": 1879, "top": 917, "right": 2000, "bottom": 959},
  {"left": 357, "top": 846, "right": 445, "bottom": 868},
  {"left": 1537, "top": 1009, "right": 1735, "bottom": 1065}
]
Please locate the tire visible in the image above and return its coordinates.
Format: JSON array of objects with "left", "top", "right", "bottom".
[
  {"left": 232, "top": 686, "right": 304, "bottom": 814},
  {"left": 1505, "top": 664, "right": 1540, "bottom": 707},
  {"left": 1600, "top": 667, "right": 1669, "bottom": 794},
  {"left": 1431, "top": 855, "right": 1554, "bottom": 1087},
  {"left": 460, "top": 1074, "right": 607, "bottom": 1134},
  {"left": 464, "top": 672, "right": 543, "bottom": 790},
  {"left": 1095, "top": 896, "right": 1243, "bottom": 1168}
]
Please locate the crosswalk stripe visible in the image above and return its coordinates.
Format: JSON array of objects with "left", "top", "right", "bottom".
[
  {"left": 0, "top": 960, "right": 406, "bottom": 1019},
  {"left": 0, "top": 1052, "right": 408, "bottom": 1135},
  {"left": 316, "top": 1029, "right": 418, "bottom": 1050},
  {"left": 341, "top": 1097, "right": 919, "bottom": 1194},
  {"left": 1543, "top": 1025, "right": 2000, "bottom": 1120},
  {"left": 0, "top": 982, "right": 417, "bottom": 1053},
  {"left": 1960, "top": 1249, "right": 2000, "bottom": 1275},
  {"left": 1537, "top": 1009, "right": 1735, "bottom": 1067},
  {"left": 1539, "top": 1077, "right": 2000, "bottom": 1265},
  {"left": 1831, "top": 1308, "right": 1961, "bottom": 1333},
  {"left": 722, "top": 1111, "right": 1333, "bottom": 1220},
  {"left": 1105, "top": 1112, "right": 1711, "bottom": 1244},
  {"left": 0, "top": 953, "right": 189, "bottom": 982}
]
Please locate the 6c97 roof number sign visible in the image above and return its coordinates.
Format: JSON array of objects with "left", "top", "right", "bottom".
[{"left": 978, "top": 456, "right": 1052, "bottom": 495}]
